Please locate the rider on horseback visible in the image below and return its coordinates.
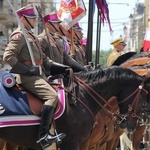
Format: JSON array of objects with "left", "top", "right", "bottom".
[
  {"left": 38, "top": 11, "right": 86, "bottom": 73},
  {"left": 3, "top": 4, "right": 68, "bottom": 149}
]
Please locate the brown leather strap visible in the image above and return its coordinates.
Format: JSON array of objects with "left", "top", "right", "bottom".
[
  {"left": 21, "top": 60, "right": 43, "bottom": 65},
  {"left": 122, "top": 57, "right": 150, "bottom": 68},
  {"left": 26, "top": 31, "right": 43, "bottom": 58},
  {"left": 49, "top": 36, "right": 63, "bottom": 56}
]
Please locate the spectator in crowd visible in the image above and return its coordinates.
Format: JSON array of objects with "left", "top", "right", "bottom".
[{"left": 107, "top": 38, "right": 126, "bottom": 66}]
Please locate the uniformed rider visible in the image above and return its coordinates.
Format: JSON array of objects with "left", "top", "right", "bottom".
[
  {"left": 3, "top": 5, "right": 67, "bottom": 149},
  {"left": 73, "top": 23, "right": 87, "bottom": 65},
  {"left": 38, "top": 12, "right": 86, "bottom": 72}
]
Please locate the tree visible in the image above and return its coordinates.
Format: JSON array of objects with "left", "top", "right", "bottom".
[{"left": 92, "top": 49, "right": 113, "bottom": 67}]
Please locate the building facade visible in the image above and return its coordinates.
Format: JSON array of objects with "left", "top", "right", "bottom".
[
  {"left": 0, "top": 0, "right": 55, "bottom": 69},
  {"left": 122, "top": 0, "right": 145, "bottom": 53},
  {"left": 0, "top": 0, "right": 55, "bottom": 44},
  {"left": 0, "top": 0, "right": 149, "bottom": 64}
]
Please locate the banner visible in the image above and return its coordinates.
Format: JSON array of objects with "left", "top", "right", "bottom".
[
  {"left": 96, "top": 0, "right": 112, "bottom": 32},
  {"left": 57, "top": 0, "right": 86, "bottom": 30},
  {"left": 143, "top": 28, "right": 150, "bottom": 52}
]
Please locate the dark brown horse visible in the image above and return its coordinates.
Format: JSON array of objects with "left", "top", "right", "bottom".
[
  {"left": 0, "top": 66, "right": 150, "bottom": 150},
  {"left": 106, "top": 51, "right": 150, "bottom": 150},
  {"left": 78, "top": 96, "right": 121, "bottom": 150}
]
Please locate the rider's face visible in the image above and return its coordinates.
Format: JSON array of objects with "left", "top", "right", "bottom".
[{"left": 21, "top": 16, "right": 37, "bottom": 30}]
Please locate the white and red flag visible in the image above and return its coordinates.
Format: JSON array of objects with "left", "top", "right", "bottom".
[
  {"left": 57, "top": 0, "right": 86, "bottom": 30},
  {"left": 143, "top": 28, "right": 150, "bottom": 52}
]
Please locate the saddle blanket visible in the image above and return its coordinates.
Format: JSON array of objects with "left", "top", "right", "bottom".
[
  {"left": 0, "top": 72, "right": 65, "bottom": 127},
  {"left": 0, "top": 115, "right": 40, "bottom": 128}
]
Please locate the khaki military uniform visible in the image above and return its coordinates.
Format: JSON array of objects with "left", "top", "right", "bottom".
[
  {"left": 74, "top": 41, "right": 87, "bottom": 66},
  {"left": 107, "top": 49, "right": 121, "bottom": 66},
  {"left": 38, "top": 31, "right": 76, "bottom": 66},
  {"left": 3, "top": 28, "right": 58, "bottom": 107}
]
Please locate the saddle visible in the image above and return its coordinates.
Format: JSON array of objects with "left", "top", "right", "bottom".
[
  {"left": 120, "top": 52, "right": 150, "bottom": 76},
  {"left": 16, "top": 78, "right": 66, "bottom": 119},
  {"left": 0, "top": 69, "right": 76, "bottom": 119}
]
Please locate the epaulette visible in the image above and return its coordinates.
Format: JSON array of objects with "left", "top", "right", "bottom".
[{"left": 11, "top": 33, "right": 23, "bottom": 41}]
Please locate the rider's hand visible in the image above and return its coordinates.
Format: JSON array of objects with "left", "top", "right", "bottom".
[{"left": 50, "top": 62, "right": 70, "bottom": 75}]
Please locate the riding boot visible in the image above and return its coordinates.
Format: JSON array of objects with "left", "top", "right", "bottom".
[{"left": 37, "top": 105, "right": 66, "bottom": 149}]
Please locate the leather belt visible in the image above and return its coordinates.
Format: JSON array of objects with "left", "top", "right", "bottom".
[{"left": 21, "top": 60, "right": 43, "bottom": 65}]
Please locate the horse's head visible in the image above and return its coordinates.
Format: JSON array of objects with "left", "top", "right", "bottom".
[
  {"left": 136, "top": 77, "right": 150, "bottom": 125},
  {"left": 74, "top": 66, "right": 150, "bottom": 132},
  {"left": 117, "top": 75, "right": 149, "bottom": 132}
]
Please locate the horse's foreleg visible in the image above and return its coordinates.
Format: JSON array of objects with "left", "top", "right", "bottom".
[
  {"left": 120, "top": 132, "right": 133, "bottom": 150},
  {"left": 3, "top": 142, "right": 19, "bottom": 150},
  {"left": 98, "top": 143, "right": 106, "bottom": 150},
  {"left": 132, "top": 125, "right": 146, "bottom": 150},
  {"left": 0, "top": 139, "right": 6, "bottom": 150}
]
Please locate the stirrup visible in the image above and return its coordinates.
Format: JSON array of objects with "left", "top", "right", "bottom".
[
  {"left": 55, "top": 132, "right": 66, "bottom": 144},
  {"left": 37, "top": 133, "right": 66, "bottom": 149}
]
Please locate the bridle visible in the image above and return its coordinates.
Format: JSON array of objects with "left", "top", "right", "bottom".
[
  {"left": 113, "top": 82, "right": 148, "bottom": 125},
  {"left": 73, "top": 75, "right": 148, "bottom": 125}
]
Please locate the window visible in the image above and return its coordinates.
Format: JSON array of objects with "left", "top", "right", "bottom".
[
  {"left": 0, "top": 0, "right": 3, "bottom": 9},
  {"left": 8, "top": 0, "right": 14, "bottom": 15}
]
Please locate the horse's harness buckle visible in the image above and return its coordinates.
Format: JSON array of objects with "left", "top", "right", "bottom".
[
  {"left": 128, "top": 105, "right": 132, "bottom": 112},
  {"left": 117, "top": 115, "right": 127, "bottom": 125},
  {"left": 139, "top": 85, "right": 143, "bottom": 90},
  {"left": 113, "top": 112, "right": 128, "bottom": 125}
]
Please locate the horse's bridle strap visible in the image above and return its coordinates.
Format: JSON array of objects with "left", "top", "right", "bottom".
[
  {"left": 64, "top": 87, "right": 95, "bottom": 119},
  {"left": 74, "top": 76, "right": 114, "bottom": 117},
  {"left": 74, "top": 76, "right": 112, "bottom": 109},
  {"left": 118, "top": 86, "right": 140, "bottom": 104}
]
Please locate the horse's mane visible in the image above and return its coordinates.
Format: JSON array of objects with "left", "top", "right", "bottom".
[{"left": 75, "top": 66, "right": 142, "bottom": 84}]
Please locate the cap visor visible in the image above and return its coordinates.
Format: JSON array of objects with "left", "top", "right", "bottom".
[
  {"left": 24, "top": 14, "right": 37, "bottom": 18},
  {"left": 49, "top": 19, "right": 61, "bottom": 23},
  {"left": 120, "top": 42, "right": 126, "bottom": 46}
]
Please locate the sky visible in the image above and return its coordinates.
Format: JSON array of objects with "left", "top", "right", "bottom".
[
  {"left": 79, "top": 0, "right": 144, "bottom": 50},
  {"left": 55, "top": 0, "right": 144, "bottom": 50}
]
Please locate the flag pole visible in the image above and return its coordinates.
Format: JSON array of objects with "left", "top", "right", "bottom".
[
  {"left": 95, "top": 9, "right": 101, "bottom": 68},
  {"left": 34, "top": 6, "right": 54, "bottom": 60},
  {"left": 86, "top": 0, "right": 94, "bottom": 64},
  {"left": 70, "top": 27, "right": 75, "bottom": 55}
]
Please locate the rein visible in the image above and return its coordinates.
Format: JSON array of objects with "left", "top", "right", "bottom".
[
  {"left": 64, "top": 69, "right": 95, "bottom": 119},
  {"left": 64, "top": 70, "right": 149, "bottom": 126},
  {"left": 118, "top": 83, "right": 147, "bottom": 104},
  {"left": 73, "top": 75, "right": 148, "bottom": 125},
  {"left": 74, "top": 76, "right": 114, "bottom": 118}
]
